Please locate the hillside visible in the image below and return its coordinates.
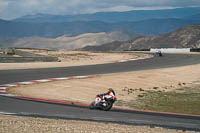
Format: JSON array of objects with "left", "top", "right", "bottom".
[
  {"left": 1, "top": 8, "right": 200, "bottom": 40},
  {"left": 0, "top": 17, "right": 199, "bottom": 39},
  {"left": 0, "top": 20, "right": 113, "bottom": 38},
  {"left": 82, "top": 24, "right": 200, "bottom": 51},
  {"left": 14, "top": 7, "right": 200, "bottom": 23},
  {"left": 10, "top": 31, "right": 133, "bottom": 50}
]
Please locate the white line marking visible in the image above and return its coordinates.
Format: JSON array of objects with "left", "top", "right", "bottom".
[
  {"left": 0, "top": 112, "right": 17, "bottom": 115},
  {"left": 0, "top": 94, "right": 15, "bottom": 97}
]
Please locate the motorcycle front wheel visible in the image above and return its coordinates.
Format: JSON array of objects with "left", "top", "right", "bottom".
[{"left": 102, "top": 101, "right": 113, "bottom": 111}]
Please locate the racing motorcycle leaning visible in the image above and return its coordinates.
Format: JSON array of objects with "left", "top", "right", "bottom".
[{"left": 89, "top": 88, "right": 117, "bottom": 111}]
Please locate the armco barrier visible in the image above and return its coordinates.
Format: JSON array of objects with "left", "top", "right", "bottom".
[{"left": 150, "top": 48, "right": 190, "bottom": 53}]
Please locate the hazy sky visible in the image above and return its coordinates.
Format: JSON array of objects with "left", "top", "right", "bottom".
[{"left": 0, "top": 0, "right": 200, "bottom": 20}]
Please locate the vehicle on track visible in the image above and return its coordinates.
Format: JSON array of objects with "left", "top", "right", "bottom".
[
  {"left": 155, "top": 50, "right": 163, "bottom": 57},
  {"left": 89, "top": 88, "right": 117, "bottom": 111}
]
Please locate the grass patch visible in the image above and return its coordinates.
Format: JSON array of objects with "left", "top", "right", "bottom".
[
  {"left": 116, "top": 87, "right": 200, "bottom": 115},
  {"left": 137, "top": 91, "right": 200, "bottom": 115}
]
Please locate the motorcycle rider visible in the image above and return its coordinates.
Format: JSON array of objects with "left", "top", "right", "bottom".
[{"left": 95, "top": 88, "right": 116, "bottom": 106}]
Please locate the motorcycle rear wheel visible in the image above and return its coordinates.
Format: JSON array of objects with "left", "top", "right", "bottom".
[{"left": 89, "top": 101, "right": 95, "bottom": 109}]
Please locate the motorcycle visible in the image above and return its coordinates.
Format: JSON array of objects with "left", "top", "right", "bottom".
[
  {"left": 155, "top": 50, "right": 163, "bottom": 57},
  {"left": 89, "top": 92, "right": 117, "bottom": 111}
]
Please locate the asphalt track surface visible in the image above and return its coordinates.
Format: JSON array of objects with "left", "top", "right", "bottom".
[{"left": 1, "top": 53, "right": 200, "bottom": 131}]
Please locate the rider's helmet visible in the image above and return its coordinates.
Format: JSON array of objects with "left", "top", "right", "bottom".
[{"left": 108, "top": 88, "right": 115, "bottom": 95}]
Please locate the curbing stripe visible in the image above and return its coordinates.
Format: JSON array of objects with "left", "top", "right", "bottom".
[
  {"left": 48, "top": 78, "right": 59, "bottom": 81},
  {"left": 14, "top": 82, "right": 27, "bottom": 86},
  {"left": 67, "top": 77, "right": 75, "bottom": 80},
  {"left": 87, "top": 75, "right": 97, "bottom": 78},
  {"left": 17, "top": 82, "right": 34, "bottom": 85},
  {"left": 0, "top": 92, "right": 8, "bottom": 94},
  {"left": 3, "top": 84, "right": 17, "bottom": 87},
  {"left": 74, "top": 76, "right": 88, "bottom": 79},
  {"left": 30, "top": 81, "right": 41, "bottom": 83},
  {"left": 0, "top": 93, "right": 15, "bottom": 96},
  {"left": 0, "top": 87, "right": 7, "bottom": 90},
  {"left": 35, "top": 79, "right": 51, "bottom": 82},
  {"left": 53, "top": 77, "right": 68, "bottom": 80},
  {"left": 0, "top": 90, "right": 6, "bottom": 92}
]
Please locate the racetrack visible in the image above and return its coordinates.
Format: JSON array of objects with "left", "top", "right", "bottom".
[{"left": 1, "top": 53, "right": 200, "bottom": 131}]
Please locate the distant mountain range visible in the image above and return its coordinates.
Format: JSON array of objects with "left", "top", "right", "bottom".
[
  {"left": 0, "top": 17, "right": 200, "bottom": 39},
  {"left": 13, "top": 7, "right": 200, "bottom": 23},
  {"left": 81, "top": 24, "right": 200, "bottom": 51},
  {"left": 0, "top": 19, "right": 113, "bottom": 37},
  {"left": 0, "top": 7, "right": 200, "bottom": 50},
  {"left": 0, "top": 7, "right": 199, "bottom": 38}
]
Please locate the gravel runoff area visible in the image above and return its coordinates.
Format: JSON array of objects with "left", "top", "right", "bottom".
[{"left": 0, "top": 115, "right": 199, "bottom": 133}]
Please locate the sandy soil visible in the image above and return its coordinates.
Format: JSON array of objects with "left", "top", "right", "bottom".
[
  {"left": 0, "top": 50, "right": 145, "bottom": 70},
  {"left": 0, "top": 115, "right": 198, "bottom": 133},
  {"left": 8, "top": 64, "right": 200, "bottom": 108}
]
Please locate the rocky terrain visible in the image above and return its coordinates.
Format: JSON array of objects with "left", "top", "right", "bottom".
[{"left": 82, "top": 24, "right": 200, "bottom": 51}]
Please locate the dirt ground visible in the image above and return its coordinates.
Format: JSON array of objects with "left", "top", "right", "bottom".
[
  {"left": 8, "top": 64, "right": 200, "bottom": 108},
  {"left": 0, "top": 115, "right": 198, "bottom": 133},
  {"left": 0, "top": 50, "right": 145, "bottom": 70}
]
